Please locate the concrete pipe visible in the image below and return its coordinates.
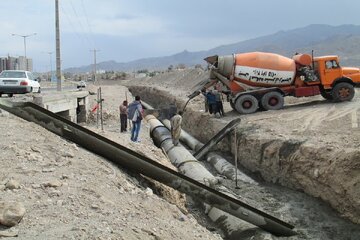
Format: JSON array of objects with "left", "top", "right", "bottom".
[
  {"left": 147, "top": 115, "right": 218, "bottom": 186},
  {"left": 163, "top": 119, "right": 204, "bottom": 152},
  {"left": 146, "top": 114, "right": 295, "bottom": 237},
  {"left": 162, "top": 119, "right": 256, "bottom": 184}
]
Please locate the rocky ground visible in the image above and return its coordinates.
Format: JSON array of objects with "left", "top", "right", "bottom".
[
  {"left": 1, "top": 69, "right": 360, "bottom": 239},
  {"left": 0, "top": 83, "right": 222, "bottom": 239}
]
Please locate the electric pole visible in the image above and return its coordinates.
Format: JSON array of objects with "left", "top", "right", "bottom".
[
  {"left": 90, "top": 49, "right": 100, "bottom": 84},
  {"left": 42, "top": 52, "right": 54, "bottom": 81},
  {"left": 55, "top": 0, "right": 61, "bottom": 91}
]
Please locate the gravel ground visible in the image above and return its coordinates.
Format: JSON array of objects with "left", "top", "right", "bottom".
[{"left": 0, "top": 84, "right": 223, "bottom": 240}]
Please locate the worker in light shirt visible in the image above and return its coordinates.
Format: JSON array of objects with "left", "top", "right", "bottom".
[{"left": 170, "top": 111, "right": 183, "bottom": 146}]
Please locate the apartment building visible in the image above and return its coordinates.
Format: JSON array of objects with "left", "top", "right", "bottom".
[{"left": 0, "top": 55, "right": 33, "bottom": 72}]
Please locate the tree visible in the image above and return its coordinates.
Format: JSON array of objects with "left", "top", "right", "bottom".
[
  {"left": 176, "top": 63, "right": 186, "bottom": 70},
  {"left": 137, "top": 69, "right": 149, "bottom": 74},
  {"left": 195, "top": 64, "right": 203, "bottom": 70}
]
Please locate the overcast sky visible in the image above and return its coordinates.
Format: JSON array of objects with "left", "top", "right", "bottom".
[{"left": 0, "top": 0, "right": 359, "bottom": 72}]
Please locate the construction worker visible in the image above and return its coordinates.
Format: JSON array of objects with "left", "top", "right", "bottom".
[
  {"left": 206, "top": 90, "right": 217, "bottom": 115},
  {"left": 119, "top": 100, "right": 128, "bottom": 132},
  {"left": 201, "top": 88, "right": 209, "bottom": 112},
  {"left": 213, "top": 90, "right": 225, "bottom": 117},
  {"left": 170, "top": 111, "right": 183, "bottom": 146},
  {"left": 127, "top": 96, "right": 143, "bottom": 142}
]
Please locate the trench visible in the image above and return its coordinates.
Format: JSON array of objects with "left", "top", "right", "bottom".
[{"left": 129, "top": 85, "right": 360, "bottom": 240}]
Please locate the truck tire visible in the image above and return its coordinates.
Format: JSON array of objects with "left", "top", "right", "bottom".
[
  {"left": 230, "top": 100, "right": 236, "bottom": 111},
  {"left": 320, "top": 89, "right": 333, "bottom": 100},
  {"left": 234, "top": 95, "right": 258, "bottom": 114},
  {"left": 260, "top": 91, "right": 284, "bottom": 111},
  {"left": 331, "top": 82, "right": 355, "bottom": 102}
]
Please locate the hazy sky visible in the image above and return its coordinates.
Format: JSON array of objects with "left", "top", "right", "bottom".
[{"left": 0, "top": 0, "right": 359, "bottom": 72}]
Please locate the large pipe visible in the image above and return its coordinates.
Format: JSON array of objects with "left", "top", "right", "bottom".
[
  {"left": 193, "top": 118, "right": 241, "bottom": 160},
  {"left": 0, "top": 100, "right": 296, "bottom": 236},
  {"left": 149, "top": 115, "right": 218, "bottom": 185},
  {"left": 162, "top": 119, "right": 256, "bottom": 184},
  {"left": 156, "top": 118, "right": 261, "bottom": 237},
  {"left": 206, "top": 152, "right": 257, "bottom": 185},
  {"left": 163, "top": 119, "right": 203, "bottom": 152},
  {"left": 146, "top": 114, "right": 296, "bottom": 236}
]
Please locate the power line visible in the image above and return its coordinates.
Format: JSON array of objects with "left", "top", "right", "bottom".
[
  {"left": 60, "top": 0, "right": 95, "bottom": 50},
  {"left": 69, "top": 0, "right": 93, "bottom": 48},
  {"left": 60, "top": 2, "right": 88, "bottom": 47},
  {"left": 81, "top": 0, "right": 96, "bottom": 48}
]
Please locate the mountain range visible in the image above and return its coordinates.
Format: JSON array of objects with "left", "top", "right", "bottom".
[{"left": 64, "top": 24, "right": 360, "bottom": 73}]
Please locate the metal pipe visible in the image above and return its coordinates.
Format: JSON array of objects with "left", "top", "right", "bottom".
[
  {"left": 162, "top": 119, "right": 203, "bottom": 151},
  {"left": 162, "top": 119, "right": 256, "bottom": 184},
  {"left": 207, "top": 152, "right": 257, "bottom": 185},
  {"left": 0, "top": 100, "right": 296, "bottom": 236},
  {"left": 146, "top": 114, "right": 296, "bottom": 236},
  {"left": 141, "top": 101, "right": 153, "bottom": 110},
  {"left": 234, "top": 129, "right": 238, "bottom": 188},
  {"left": 148, "top": 115, "right": 218, "bottom": 186},
  {"left": 193, "top": 118, "right": 241, "bottom": 160}
]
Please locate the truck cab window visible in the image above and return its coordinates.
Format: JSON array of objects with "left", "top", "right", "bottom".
[
  {"left": 326, "top": 61, "right": 333, "bottom": 69},
  {"left": 326, "top": 60, "right": 339, "bottom": 69},
  {"left": 331, "top": 60, "right": 339, "bottom": 68}
]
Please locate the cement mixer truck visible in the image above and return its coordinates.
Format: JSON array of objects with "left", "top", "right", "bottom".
[{"left": 203, "top": 52, "right": 360, "bottom": 114}]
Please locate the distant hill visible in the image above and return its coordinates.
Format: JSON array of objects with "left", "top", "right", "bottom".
[{"left": 64, "top": 24, "right": 360, "bottom": 73}]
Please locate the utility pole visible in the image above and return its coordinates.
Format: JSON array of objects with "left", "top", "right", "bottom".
[
  {"left": 48, "top": 52, "right": 53, "bottom": 81},
  {"left": 90, "top": 49, "right": 100, "bottom": 84},
  {"left": 11, "top": 33, "right": 37, "bottom": 71},
  {"left": 55, "top": 0, "right": 61, "bottom": 91},
  {"left": 42, "top": 52, "right": 53, "bottom": 81}
]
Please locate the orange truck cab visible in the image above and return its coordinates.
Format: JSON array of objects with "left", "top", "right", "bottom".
[{"left": 312, "top": 56, "right": 360, "bottom": 101}]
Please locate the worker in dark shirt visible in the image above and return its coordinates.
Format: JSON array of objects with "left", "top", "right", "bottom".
[
  {"left": 213, "top": 90, "right": 225, "bottom": 117},
  {"left": 119, "top": 100, "right": 128, "bottom": 132},
  {"left": 206, "top": 90, "right": 217, "bottom": 115}
]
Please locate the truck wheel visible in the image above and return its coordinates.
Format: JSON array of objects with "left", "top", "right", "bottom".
[
  {"left": 230, "top": 100, "right": 236, "bottom": 111},
  {"left": 331, "top": 82, "right": 355, "bottom": 102},
  {"left": 235, "top": 95, "right": 258, "bottom": 114},
  {"left": 260, "top": 91, "right": 284, "bottom": 111},
  {"left": 320, "top": 89, "right": 333, "bottom": 100}
]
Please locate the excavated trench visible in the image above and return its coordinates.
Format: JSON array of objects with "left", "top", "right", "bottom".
[{"left": 129, "top": 85, "right": 360, "bottom": 240}]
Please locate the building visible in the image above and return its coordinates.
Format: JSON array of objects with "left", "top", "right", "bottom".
[
  {"left": 18, "top": 56, "right": 26, "bottom": 70},
  {"left": 0, "top": 56, "right": 33, "bottom": 72},
  {"left": 26, "top": 58, "right": 33, "bottom": 71},
  {"left": 0, "top": 58, "right": 7, "bottom": 72},
  {"left": 7, "top": 56, "right": 17, "bottom": 70}
]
